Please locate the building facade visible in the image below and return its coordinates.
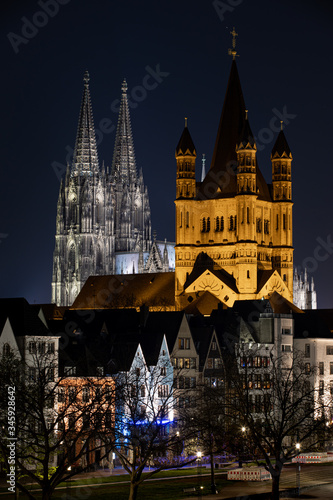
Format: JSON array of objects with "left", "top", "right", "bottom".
[
  {"left": 52, "top": 74, "right": 174, "bottom": 307},
  {"left": 174, "top": 60, "right": 294, "bottom": 310}
]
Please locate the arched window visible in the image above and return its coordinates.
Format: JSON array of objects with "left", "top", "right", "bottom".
[
  {"left": 229, "top": 215, "right": 237, "bottom": 231},
  {"left": 201, "top": 217, "right": 206, "bottom": 233},
  {"left": 206, "top": 217, "right": 210, "bottom": 232},
  {"left": 186, "top": 212, "right": 189, "bottom": 228},
  {"left": 215, "top": 216, "right": 224, "bottom": 232},
  {"left": 247, "top": 207, "right": 250, "bottom": 224}
]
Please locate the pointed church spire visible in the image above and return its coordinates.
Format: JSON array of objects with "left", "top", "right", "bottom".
[
  {"left": 271, "top": 128, "right": 292, "bottom": 158},
  {"left": 111, "top": 78, "right": 137, "bottom": 184},
  {"left": 72, "top": 71, "right": 99, "bottom": 176},
  {"left": 201, "top": 154, "right": 206, "bottom": 182}
]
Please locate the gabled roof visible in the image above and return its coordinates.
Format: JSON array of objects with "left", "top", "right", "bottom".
[
  {"left": 271, "top": 129, "right": 292, "bottom": 158},
  {"left": 184, "top": 252, "right": 238, "bottom": 293},
  {"left": 72, "top": 272, "right": 175, "bottom": 309},
  {"left": 198, "top": 60, "right": 271, "bottom": 202},
  {"left": 237, "top": 115, "right": 256, "bottom": 149},
  {"left": 0, "top": 298, "right": 50, "bottom": 337},
  {"left": 183, "top": 291, "right": 225, "bottom": 316},
  {"left": 175, "top": 125, "right": 196, "bottom": 156}
]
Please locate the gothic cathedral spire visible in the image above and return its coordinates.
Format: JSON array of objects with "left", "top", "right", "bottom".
[
  {"left": 112, "top": 79, "right": 152, "bottom": 253},
  {"left": 111, "top": 79, "right": 137, "bottom": 185},
  {"left": 72, "top": 71, "right": 99, "bottom": 176}
]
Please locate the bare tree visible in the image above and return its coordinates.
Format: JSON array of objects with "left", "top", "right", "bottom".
[
  {"left": 224, "top": 345, "right": 333, "bottom": 500},
  {"left": 0, "top": 347, "right": 115, "bottom": 500},
  {"left": 110, "top": 357, "right": 196, "bottom": 500}
]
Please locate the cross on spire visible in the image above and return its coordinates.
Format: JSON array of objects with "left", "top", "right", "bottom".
[{"left": 228, "top": 27, "right": 239, "bottom": 60}]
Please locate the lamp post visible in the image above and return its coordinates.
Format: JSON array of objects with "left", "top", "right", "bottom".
[
  {"left": 295, "top": 442, "right": 301, "bottom": 497},
  {"left": 196, "top": 451, "right": 203, "bottom": 498},
  {"left": 239, "top": 426, "right": 246, "bottom": 468}
]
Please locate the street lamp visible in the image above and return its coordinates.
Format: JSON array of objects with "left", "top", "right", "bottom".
[
  {"left": 196, "top": 451, "right": 203, "bottom": 497},
  {"left": 295, "top": 443, "right": 301, "bottom": 496},
  {"left": 239, "top": 426, "right": 246, "bottom": 468}
]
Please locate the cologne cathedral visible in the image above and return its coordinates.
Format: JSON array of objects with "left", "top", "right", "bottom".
[{"left": 51, "top": 72, "right": 174, "bottom": 307}]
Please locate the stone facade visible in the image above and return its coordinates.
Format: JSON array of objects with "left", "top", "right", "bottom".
[
  {"left": 174, "top": 61, "right": 294, "bottom": 310},
  {"left": 52, "top": 74, "right": 173, "bottom": 307}
]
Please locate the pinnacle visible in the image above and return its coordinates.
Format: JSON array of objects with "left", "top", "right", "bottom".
[
  {"left": 111, "top": 79, "right": 138, "bottom": 184},
  {"left": 83, "top": 70, "right": 90, "bottom": 84},
  {"left": 72, "top": 71, "right": 99, "bottom": 175}
]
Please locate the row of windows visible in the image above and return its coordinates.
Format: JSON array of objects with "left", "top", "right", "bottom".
[
  {"left": 240, "top": 356, "right": 271, "bottom": 368},
  {"left": 178, "top": 396, "right": 195, "bottom": 408},
  {"left": 62, "top": 410, "right": 113, "bottom": 432},
  {"left": 172, "top": 357, "right": 196, "bottom": 369},
  {"left": 176, "top": 376, "right": 196, "bottom": 389},
  {"left": 204, "top": 377, "right": 224, "bottom": 388},
  {"left": 28, "top": 341, "right": 55, "bottom": 354},
  {"left": 178, "top": 337, "right": 190, "bottom": 349},
  {"left": 319, "top": 361, "right": 333, "bottom": 375},
  {"left": 256, "top": 218, "right": 270, "bottom": 234},
  {"left": 58, "top": 385, "right": 113, "bottom": 403},
  {"left": 276, "top": 214, "right": 289, "bottom": 230},
  {"left": 200, "top": 216, "right": 237, "bottom": 233},
  {"left": 247, "top": 394, "right": 272, "bottom": 413},
  {"left": 242, "top": 374, "right": 271, "bottom": 390},
  {"left": 304, "top": 345, "right": 333, "bottom": 358},
  {"left": 319, "top": 380, "right": 333, "bottom": 396},
  {"left": 206, "top": 357, "right": 223, "bottom": 370},
  {"left": 29, "top": 366, "right": 54, "bottom": 382}
]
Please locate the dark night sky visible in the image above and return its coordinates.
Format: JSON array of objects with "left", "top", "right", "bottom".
[{"left": 1, "top": 0, "right": 333, "bottom": 307}]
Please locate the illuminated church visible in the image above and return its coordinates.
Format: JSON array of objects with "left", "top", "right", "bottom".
[
  {"left": 72, "top": 44, "right": 298, "bottom": 314},
  {"left": 174, "top": 51, "right": 294, "bottom": 310},
  {"left": 51, "top": 73, "right": 174, "bottom": 307}
]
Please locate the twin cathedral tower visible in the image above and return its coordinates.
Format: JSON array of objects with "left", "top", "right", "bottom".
[
  {"left": 52, "top": 42, "right": 316, "bottom": 309},
  {"left": 51, "top": 73, "right": 171, "bottom": 306}
]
